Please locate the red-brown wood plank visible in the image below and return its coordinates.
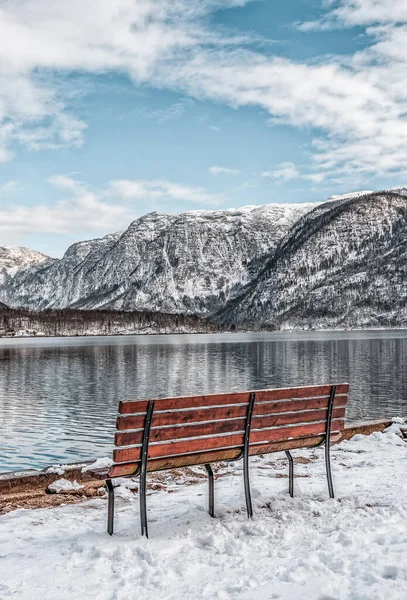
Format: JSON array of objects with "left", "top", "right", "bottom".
[
  {"left": 254, "top": 385, "right": 348, "bottom": 402},
  {"left": 119, "top": 392, "right": 249, "bottom": 415},
  {"left": 108, "top": 431, "right": 343, "bottom": 477},
  {"left": 116, "top": 393, "right": 348, "bottom": 431},
  {"left": 115, "top": 406, "right": 346, "bottom": 447},
  {"left": 113, "top": 418, "right": 344, "bottom": 463},
  {"left": 253, "top": 394, "right": 347, "bottom": 417},
  {"left": 116, "top": 403, "right": 247, "bottom": 430},
  {"left": 118, "top": 384, "right": 349, "bottom": 415}
]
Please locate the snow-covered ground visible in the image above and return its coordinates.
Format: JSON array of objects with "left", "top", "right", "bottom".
[{"left": 0, "top": 431, "right": 406, "bottom": 599}]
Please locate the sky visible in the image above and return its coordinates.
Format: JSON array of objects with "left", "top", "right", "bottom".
[{"left": 0, "top": 0, "right": 407, "bottom": 257}]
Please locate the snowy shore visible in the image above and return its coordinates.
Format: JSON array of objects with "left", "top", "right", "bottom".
[{"left": 0, "top": 430, "right": 406, "bottom": 599}]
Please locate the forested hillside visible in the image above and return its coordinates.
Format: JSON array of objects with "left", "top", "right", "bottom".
[
  {"left": 0, "top": 305, "right": 218, "bottom": 337},
  {"left": 216, "top": 190, "right": 407, "bottom": 330}
]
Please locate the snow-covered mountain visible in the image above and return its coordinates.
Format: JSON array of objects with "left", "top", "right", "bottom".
[
  {"left": 1, "top": 203, "right": 315, "bottom": 314},
  {"left": 6, "top": 190, "right": 406, "bottom": 330},
  {"left": 0, "top": 247, "right": 54, "bottom": 306},
  {"left": 0, "top": 246, "right": 51, "bottom": 284},
  {"left": 216, "top": 190, "right": 407, "bottom": 329}
]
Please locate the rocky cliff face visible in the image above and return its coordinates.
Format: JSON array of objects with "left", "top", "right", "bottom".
[
  {"left": 0, "top": 246, "right": 53, "bottom": 304},
  {"left": 2, "top": 204, "right": 315, "bottom": 314},
  {"left": 5, "top": 190, "right": 406, "bottom": 331},
  {"left": 0, "top": 246, "right": 51, "bottom": 283},
  {"left": 216, "top": 190, "right": 407, "bottom": 329}
]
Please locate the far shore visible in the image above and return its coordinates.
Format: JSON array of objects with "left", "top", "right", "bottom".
[{"left": 2, "top": 326, "right": 407, "bottom": 341}]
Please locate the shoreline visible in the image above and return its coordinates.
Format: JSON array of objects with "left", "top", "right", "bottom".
[
  {"left": 2, "top": 325, "right": 407, "bottom": 340},
  {"left": 0, "top": 418, "right": 400, "bottom": 513}
]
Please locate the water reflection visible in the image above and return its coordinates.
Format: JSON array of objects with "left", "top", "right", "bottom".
[{"left": 1, "top": 331, "right": 406, "bottom": 471}]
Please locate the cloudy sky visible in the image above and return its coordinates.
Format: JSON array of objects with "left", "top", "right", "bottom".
[{"left": 1, "top": 0, "right": 406, "bottom": 256}]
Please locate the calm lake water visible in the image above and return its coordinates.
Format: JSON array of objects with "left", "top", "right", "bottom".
[{"left": 1, "top": 330, "right": 407, "bottom": 472}]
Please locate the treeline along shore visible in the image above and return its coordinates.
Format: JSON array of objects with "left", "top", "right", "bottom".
[{"left": 0, "top": 303, "right": 220, "bottom": 337}]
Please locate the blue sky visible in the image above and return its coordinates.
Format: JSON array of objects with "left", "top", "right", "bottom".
[{"left": 0, "top": 0, "right": 406, "bottom": 256}]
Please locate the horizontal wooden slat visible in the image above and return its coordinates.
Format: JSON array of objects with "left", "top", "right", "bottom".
[
  {"left": 254, "top": 385, "right": 348, "bottom": 402},
  {"left": 119, "top": 392, "right": 249, "bottom": 415},
  {"left": 253, "top": 394, "right": 347, "bottom": 417},
  {"left": 116, "top": 393, "right": 348, "bottom": 431},
  {"left": 113, "top": 419, "right": 344, "bottom": 463},
  {"left": 108, "top": 432, "right": 343, "bottom": 478},
  {"left": 118, "top": 384, "right": 349, "bottom": 415},
  {"left": 115, "top": 406, "right": 346, "bottom": 447},
  {"left": 117, "top": 403, "right": 247, "bottom": 430}
]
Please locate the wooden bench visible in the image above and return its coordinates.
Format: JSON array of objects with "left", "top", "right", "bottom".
[{"left": 89, "top": 383, "right": 349, "bottom": 537}]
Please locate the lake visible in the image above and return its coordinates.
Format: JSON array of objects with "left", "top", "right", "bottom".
[{"left": 1, "top": 330, "right": 406, "bottom": 472}]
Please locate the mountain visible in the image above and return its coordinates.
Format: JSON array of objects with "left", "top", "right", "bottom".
[
  {"left": 0, "top": 246, "right": 51, "bottom": 283},
  {"left": 216, "top": 190, "right": 407, "bottom": 329},
  {"left": 0, "top": 246, "right": 53, "bottom": 306},
  {"left": 2, "top": 204, "right": 315, "bottom": 314}
]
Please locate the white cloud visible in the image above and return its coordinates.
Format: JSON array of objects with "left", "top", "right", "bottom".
[
  {"left": 109, "top": 179, "right": 224, "bottom": 205},
  {"left": 0, "top": 175, "right": 225, "bottom": 243},
  {"left": 305, "top": 172, "right": 325, "bottom": 185},
  {"left": 2, "top": 176, "right": 131, "bottom": 236},
  {"left": 209, "top": 166, "right": 240, "bottom": 176},
  {"left": 300, "top": 0, "right": 407, "bottom": 30},
  {"left": 0, "top": 71, "right": 86, "bottom": 161},
  {"left": 262, "top": 162, "right": 325, "bottom": 185},
  {"left": 47, "top": 174, "right": 85, "bottom": 192},
  {"left": 0, "top": 180, "right": 20, "bottom": 195},
  {"left": 262, "top": 162, "right": 300, "bottom": 182},
  {"left": 134, "top": 98, "right": 195, "bottom": 123},
  {"left": 0, "top": 0, "right": 244, "bottom": 160},
  {"left": 169, "top": 47, "right": 407, "bottom": 178},
  {"left": 0, "top": 193, "right": 127, "bottom": 238},
  {"left": 1, "top": 0, "right": 407, "bottom": 183}
]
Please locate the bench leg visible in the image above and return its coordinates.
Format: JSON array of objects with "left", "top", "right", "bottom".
[
  {"left": 325, "top": 441, "right": 335, "bottom": 499},
  {"left": 325, "top": 385, "right": 336, "bottom": 499},
  {"left": 285, "top": 451, "right": 294, "bottom": 498},
  {"left": 243, "top": 450, "right": 253, "bottom": 518},
  {"left": 140, "top": 469, "right": 149, "bottom": 538},
  {"left": 243, "top": 392, "right": 256, "bottom": 519},
  {"left": 106, "top": 479, "right": 115, "bottom": 535},
  {"left": 140, "top": 400, "right": 155, "bottom": 538},
  {"left": 205, "top": 464, "right": 215, "bottom": 518}
]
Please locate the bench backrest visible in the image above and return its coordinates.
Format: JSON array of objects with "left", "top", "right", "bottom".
[{"left": 108, "top": 384, "right": 349, "bottom": 478}]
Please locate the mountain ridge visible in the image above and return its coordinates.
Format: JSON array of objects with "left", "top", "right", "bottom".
[
  {"left": 1, "top": 202, "right": 316, "bottom": 315},
  {"left": 3, "top": 188, "right": 407, "bottom": 331},
  {"left": 215, "top": 190, "right": 407, "bottom": 329}
]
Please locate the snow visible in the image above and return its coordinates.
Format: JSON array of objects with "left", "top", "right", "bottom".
[
  {"left": 0, "top": 431, "right": 406, "bottom": 599},
  {"left": 0, "top": 246, "right": 51, "bottom": 287},
  {"left": 47, "top": 478, "right": 84, "bottom": 493},
  {"left": 327, "top": 190, "right": 374, "bottom": 202},
  {"left": 383, "top": 416, "right": 407, "bottom": 437},
  {"left": 45, "top": 464, "right": 69, "bottom": 476},
  {"left": 81, "top": 457, "right": 113, "bottom": 472},
  {"left": 390, "top": 186, "right": 407, "bottom": 196}
]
